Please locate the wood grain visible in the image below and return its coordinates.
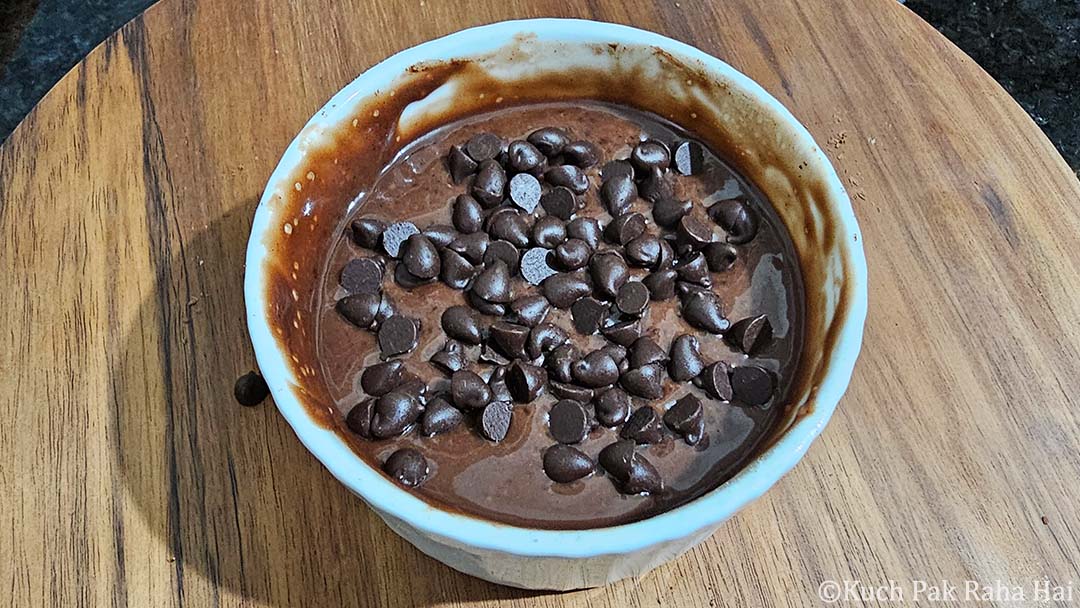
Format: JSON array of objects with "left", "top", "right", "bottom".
[{"left": 2, "top": 0, "right": 1079, "bottom": 606}]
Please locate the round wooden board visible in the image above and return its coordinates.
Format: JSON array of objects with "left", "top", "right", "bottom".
[{"left": 3, "top": 0, "right": 1079, "bottom": 606}]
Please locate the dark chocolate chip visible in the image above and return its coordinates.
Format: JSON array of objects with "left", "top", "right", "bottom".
[
  {"left": 553, "top": 238, "right": 592, "bottom": 270},
  {"left": 383, "top": 448, "right": 428, "bottom": 487},
  {"left": 566, "top": 217, "right": 602, "bottom": 249},
  {"left": 506, "top": 139, "right": 545, "bottom": 173},
  {"left": 675, "top": 252, "right": 711, "bottom": 286},
  {"left": 639, "top": 167, "right": 674, "bottom": 203},
  {"left": 381, "top": 222, "right": 420, "bottom": 258},
  {"left": 374, "top": 293, "right": 398, "bottom": 328},
  {"left": 483, "top": 240, "right": 521, "bottom": 275},
  {"left": 527, "top": 127, "right": 570, "bottom": 157},
  {"left": 466, "top": 290, "right": 507, "bottom": 316},
  {"left": 487, "top": 209, "right": 531, "bottom": 248},
  {"left": 531, "top": 216, "right": 567, "bottom": 248},
  {"left": 509, "top": 172, "right": 542, "bottom": 212},
  {"left": 598, "top": 439, "right": 636, "bottom": 480},
  {"left": 543, "top": 444, "right": 595, "bottom": 483},
  {"left": 545, "top": 165, "right": 589, "bottom": 194},
  {"left": 453, "top": 194, "right": 484, "bottom": 233},
  {"left": 598, "top": 343, "right": 627, "bottom": 363},
  {"left": 652, "top": 197, "right": 692, "bottom": 229},
  {"left": 451, "top": 370, "right": 492, "bottom": 410},
  {"left": 345, "top": 398, "right": 375, "bottom": 436},
  {"left": 673, "top": 141, "right": 705, "bottom": 175},
  {"left": 628, "top": 336, "right": 668, "bottom": 369},
  {"left": 471, "top": 259, "right": 512, "bottom": 303},
  {"left": 595, "top": 388, "right": 631, "bottom": 427},
  {"left": 625, "top": 234, "right": 662, "bottom": 268},
  {"left": 509, "top": 295, "right": 550, "bottom": 327},
  {"left": 488, "top": 367, "right": 513, "bottom": 403},
  {"left": 657, "top": 237, "right": 677, "bottom": 269},
  {"left": 601, "top": 318, "right": 641, "bottom": 347},
  {"left": 621, "top": 405, "right": 664, "bottom": 444},
  {"left": 623, "top": 454, "right": 664, "bottom": 495},
  {"left": 480, "top": 401, "right": 513, "bottom": 442},
  {"left": 402, "top": 234, "right": 441, "bottom": 280},
  {"left": 234, "top": 371, "right": 269, "bottom": 406},
  {"left": 699, "top": 361, "right": 733, "bottom": 401},
  {"left": 336, "top": 293, "right": 381, "bottom": 328},
  {"left": 422, "top": 397, "right": 464, "bottom": 436},
  {"left": 550, "top": 381, "right": 594, "bottom": 402},
  {"left": 471, "top": 159, "right": 507, "bottom": 208},
  {"left": 351, "top": 218, "right": 386, "bottom": 250},
  {"left": 546, "top": 344, "right": 579, "bottom": 384},
  {"left": 448, "top": 144, "right": 479, "bottom": 183},
  {"left": 562, "top": 140, "right": 600, "bottom": 168},
  {"left": 397, "top": 373, "right": 428, "bottom": 403},
  {"left": 549, "top": 399, "right": 589, "bottom": 444},
  {"left": 669, "top": 334, "right": 705, "bottom": 382},
  {"left": 570, "top": 297, "right": 608, "bottom": 335},
  {"left": 394, "top": 263, "right": 431, "bottom": 289},
  {"left": 726, "top": 315, "right": 773, "bottom": 355},
  {"left": 604, "top": 213, "right": 646, "bottom": 247},
  {"left": 506, "top": 361, "right": 547, "bottom": 403},
  {"left": 664, "top": 394, "right": 704, "bottom": 445},
  {"left": 590, "top": 252, "right": 629, "bottom": 299},
  {"left": 681, "top": 289, "right": 729, "bottom": 334},
  {"left": 620, "top": 363, "right": 665, "bottom": 399},
  {"left": 676, "top": 215, "right": 714, "bottom": 250},
  {"left": 465, "top": 132, "right": 503, "bottom": 162},
  {"left": 448, "top": 231, "right": 489, "bottom": 264},
  {"left": 731, "top": 366, "right": 774, "bottom": 406},
  {"left": 361, "top": 360, "right": 405, "bottom": 396},
  {"left": 703, "top": 242, "right": 738, "bottom": 272},
  {"left": 520, "top": 247, "right": 559, "bottom": 285},
  {"left": 526, "top": 323, "right": 569, "bottom": 359},
  {"left": 600, "top": 174, "right": 637, "bottom": 216},
  {"left": 489, "top": 321, "right": 530, "bottom": 360},
  {"left": 423, "top": 224, "right": 456, "bottom": 248},
  {"left": 615, "top": 281, "right": 650, "bottom": 316},
  {"left": 439, "top": 249, "right": 477, "bottom": 289},
  {"left": 540, "top": 187, "right": 576, "bottom": 220},
  {"left": 340, "top": 258, "right": 384, "bottom": 294},
  {"left": 630, "top": 140, "right": 671, "bottom": 172},
  {"left": 378, "top": 316, "right": 419, "bottom": 357},
  {"left": 479, "top": 342, "right": 511, "bottom": 366},
  {"left": 709, "top": 199, "right": 759, "bottom": 244},
  {"left": 441, "top": 306, "right": 483, "bottom": 345},
  {"left": 541, "top": 272, "right": 593, "bottom": 308},
  {"left": 370, "top": 390, "right": 422, "bottom": 438},
  {"left": 601, "top": 159, "right": 635, "bottom": 182},
  {"left": 430, "top": 340, "right": 468, "bottom": 374},
  {"left": 572, "top": 350, "right": 620, "bottom": 388},
  {"left": 642, "top": 269, "right": 678, "bottom": 300}
]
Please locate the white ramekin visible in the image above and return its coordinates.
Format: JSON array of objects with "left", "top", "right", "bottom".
[{"left": 245, "top": 19, "right": 867, "bottom": 590}]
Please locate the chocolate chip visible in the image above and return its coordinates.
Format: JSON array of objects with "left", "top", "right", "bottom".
[
  {"left": 623, "top": 453, "right": 664, "bottom": 495},
  {"left": 549, "top": 399, "right": 589, "bottom": 444},
  {"left": 553, "top": 238, "right": 592, "bottom": 270},
  {"left": 448, "top": 144, "right": 479, "bottom": 183},
  {"left": 421, "top": 397, "right": 464, "bottom": 436},
  {"left": 465, "top": 133, "right": 503, "bottom": 162},
  {"left": 603, "top": 214, "right": 644, "bottom": 247},
  {"left": 452, "top": 194, "right": 484, "bottom": 234},
  {"left": 601, "top": 159, "right": 634, "bottom": 182},
  {"left": 652, "top": 198, "right": 692, "bottom": 229},
  {"left": 430, "top": 340, "right": 468, "bottom": 375},
  {"left": 598, "top": 439, "right": 636, "bottom": 480},
  {"left": 625, "top": 234, "right": 662, "bottom": 268},
  {"left": 466, "top": 290, "right": 506, "bottom": 316},
  {"left": 484, "top": 240, "right": 521, "bottom": 275},
  {"left": 545, "top": 165, "right": 589, "bottom": 194},
  {"left": 451, "top": 370, "right": 492, "bottom": 410},
  {"left": 480, "top": 401, "right": 513, "bottom": 442},
  {"left": 681, "top": 289, "right": 729, "bottom": 334},
  {"left": 562, "top": 140, "right": 600, "bottom": 168},
  {"left": 550, "top": 381, "right": 594, "bottom": 403},
  {"left": 345, "top": 398, "right": 375, "bottom": 436},
  {"left": 601, "top": 318, "right": 641, "bottom": 347},
  {"left": 543, "top": 445, "right": 594, "bottom": 483},
  {"left": 439, "top": 249, "right": 477, "bottom": 289},
  {"left": 509, "top": 295, "right": 550, "bottom": 327},
  {"left": 488, "top": 367, "right": 513, "bottom": 402},
  {"left": 336, "top": 293, "right": 380, "bottom": 328},
  {"left": 508, "top": 173, "right": 542, "bottom": 212},
  {"left": 541, "top": 272, "right": 593, "bottom": 308},
  {"left": 381, "top": 222, "right": 420, "bottom": 258},
  {"left": 520, "top": 247, "right": 559, "bottom": 285},
  {"left": 401, "top": 235, "right": 441, "bottom": 280},
  {"left": 703, "top": 242, "right": 738, "bottom": 272},
  {"left": 383, "top": 448, "right": 428, "bottom": 487},
  {"left": 566, "top": 217, "right": 602, "bottom": 249},
  {"left": 448, "top": 231, "right": 489, "bottom": 264},
  {"left": 731, "top": 366, "right": 774, "bottom": 406},
  {"left": 234, "top": 371, "right": 269, "bottom": 406},
  {"left": 615, "top": 281, "right": 650, "bottom": 316},
  {"left": 642, "top": 268, "right": 678, "bottom": 300},
  {"left": 664, "top": 394, "right": 704, "bottom": 445},
  {"left": 546, "top": 344, "right": 579, "bottom": 384},
  {"left": 675, "top": 252, "right": 711, "bottom": 286},
  {"left": 590, "top": 252, "right": 629, "bottom": 300},
  {"left": 502, "top": 361, "right": 545, "bottom": 403},
  {"left": 676, "top": 215, "right": 714, "bottom": 251},
  {"left": 599, "top": 343, "right": 627, "bottom": 362},
  {"left": 699, "top": 361, "right": 733, "bottom": 400},
  {"left": 600, "top": 174, "right": 637, "bottom": 216},
  {"left": 361, "top": 361, "right": 405, "bottom": 396},
  {"left": 393, "top": 263, "right": 431, "bottom": 289},
  {"left": 639, "top": 168, "right": 674, "bottom": 203},
  {"left": 340, "top": 258, "right": 384, "bottom": 294},
  {"left": 397, "top": 373, "right": 428, "bottom": 403},
  {"left": 526, "top": 323, "right": 568, "bottom": 359},
  {"left": 628, "top": 336, "right": 667, "bottom": 369},
  {"left": 669, "top": 334, "right": 705, "bottom": 381},
  {"left": 540, "top": 187, "right": 576, "bottom": 220},
  {"left": 726, "top": 315, "right": 773, "bottom": 355},
  {"left": 709, "top": 199, "right": 759, "bottom": 244},
  {"left": 527, "top": 127, "right": 570, "bottom": 157},
  {"left": 531, "top": 216, "right": 567, "bottom": 248},
  {"left": 570, "top": 297, "right": 607, "bottom": 335},
  {"left": 657, "top": 237, "right": 677, "bottom": 269},
  {"left": 374, "top": 293, "right": 398, "bottom": 328},
  {"left": 489, "top": 321, "right": 530, "bottom": 359},
  {"left": 471, "top": 259, "right": 512, "bottom": 303},
  {"left": 595, "top": 388, "right": 631, "bottom": 427},
  {"left": 487, "top": 209, "right": 531, "bottom": 248},
  {"left": 471, "top": 159, "right": 507, "bottom": 208},
  {"left": 441, "top": 306, "right": 483, "bottom": 345},
  {"left": 351, "top": 218, "right": 386, "bottom": 250},
  {"left": 572, "top": 350, "right": 620, "bottom": 388},
  {"left": 506, "top": 139, "right": 545, "bottom": 173},
  {"left": 620, "top": 363, "right": 665, "bottom": 399},
  {"left": 378, "top": 316, "right": 419, "bottom": 357},
  {"left": 479, "top": 343, "right": 511, "bottom": 366},
  {"left": 673, "top": 141, "right": 705, "bottom": 175},
  {"left": 631, "top": 140, "right": 671, "bottom": 172},
  {"left": 424, "top": 225, "right": 456, "bottom": 248},
  {"left": 370, "top": 391, "right": 422, "bottom": 438},
  {"left": 621, "top": 405, "right": 664, "bottom": 444}
]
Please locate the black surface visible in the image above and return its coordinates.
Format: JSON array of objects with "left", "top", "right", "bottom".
[{"left": 0, "top": 0, "right": 1077, "bottom": 175}]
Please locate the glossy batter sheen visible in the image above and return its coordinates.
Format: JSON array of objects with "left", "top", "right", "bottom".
[{"left": 315, "top": 102, "right": 804, "bottom": 529}]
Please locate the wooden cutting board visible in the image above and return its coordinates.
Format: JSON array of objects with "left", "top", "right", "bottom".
[{"left": 3, "top": 0, "right": 1079, "bottom": 606}]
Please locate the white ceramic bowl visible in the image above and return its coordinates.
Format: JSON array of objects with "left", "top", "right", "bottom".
[{"left": 245, "top": 19, "right": 867, "bottom": 590}]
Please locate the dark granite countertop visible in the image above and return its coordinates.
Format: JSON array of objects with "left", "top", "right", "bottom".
[{"left": 1, "top": 0, "right": 1077, "bottom": 174}]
